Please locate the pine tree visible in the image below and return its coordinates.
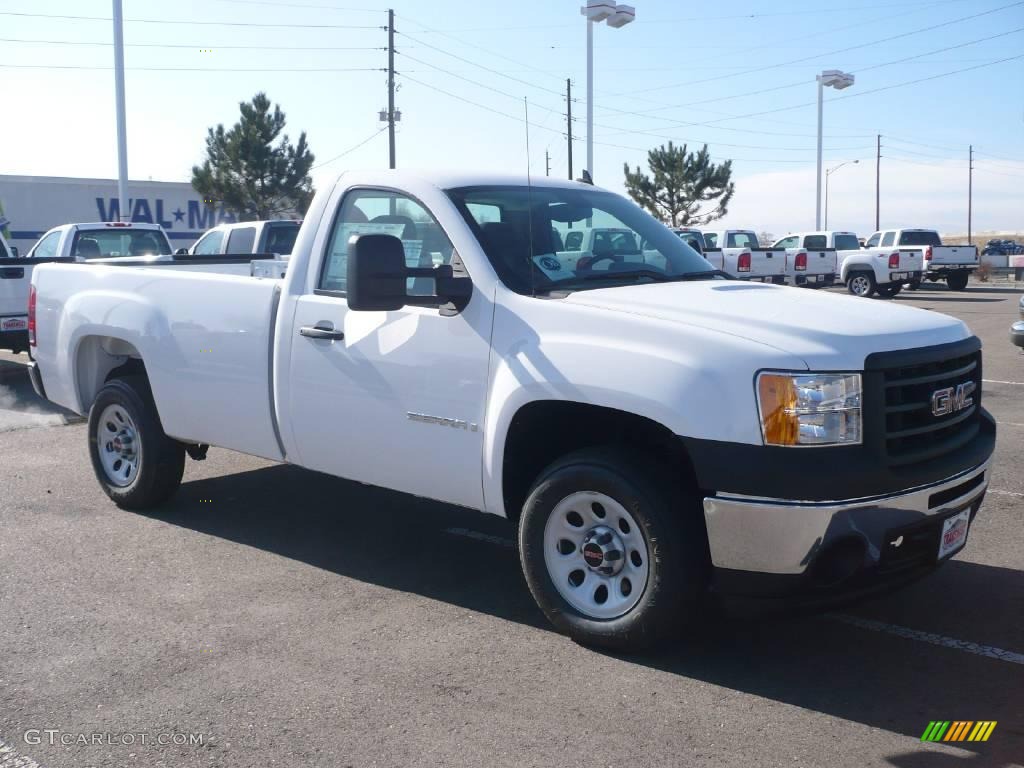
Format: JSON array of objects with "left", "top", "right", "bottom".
[
  {"left": 192, "top": 93, "right": 315, "bottom": 220},
  {"left": 623, "top": 142, "right": 734, "bottom": 227}
]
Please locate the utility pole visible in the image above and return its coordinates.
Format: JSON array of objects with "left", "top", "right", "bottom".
[
  {"left": 387, "top": 8, "right": 396, "bottom": 169},
  {"left": 545, "top": 150, "right": 551, "bottom": 177},
  {"left": 566, "top": 79, "right": 573, "bottom": 181},
  {"left": 875, "top": 134, "right": 881, "bottom": 231},
  {"left": 112, "top": 0, "right": 129, "bottom": 221},
  {"left": 968, "top": 144, "right": 974, "bottom": 245}
]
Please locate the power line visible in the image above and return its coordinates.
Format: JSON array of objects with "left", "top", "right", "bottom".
[
  {"left": 312, "top": 127, "right": 388, "bottom": 169},
  {"left": 618, "top": 0, "right": 1024, "bottom": 97},
  {"left": 0, "top": 63, "right": 384, "bottom": 72},
  {"left": 213, "top": 0, "right": 381, "bottom": 11},
  {"left": 0, "top": 37, "right": 384, "bottom": 51},
  {"left": 0, "top": 11, "right": 381, "bottom": 28}
]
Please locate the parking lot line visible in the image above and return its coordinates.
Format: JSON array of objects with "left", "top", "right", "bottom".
[
  {"left": 829, "top": 614, "right": 1024, "bottom": 665},
  {"left": 988, "top": 489, "right": 1024, "bottom": 498},
  {"left": 983, "top": 379, "right": 1024, "bottom": 386}
]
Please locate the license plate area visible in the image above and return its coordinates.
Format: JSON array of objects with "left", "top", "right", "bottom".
[
  {"left": 937, "top": 508, "right": 970, "bottom": 560},
  {"left": 0, "top": 316, "right": 28, "bottom": 331},
  {"left": 890, "top": 271, "right": 909, "bottom": 280},
  {"left": 878, "top": 506, "right": 973, "bottom": 575}
]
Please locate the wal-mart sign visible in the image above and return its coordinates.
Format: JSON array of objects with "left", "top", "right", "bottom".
[{"left": 0, "top": 174, "right": 237, "bottom": 251}]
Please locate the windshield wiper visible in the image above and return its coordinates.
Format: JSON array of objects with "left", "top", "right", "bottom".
[
  {"left": 672, "top": 269, "right": 732, "bottom": 281},
  {"left": 570, "top": 268, "right": 675, "bottom": 284}
]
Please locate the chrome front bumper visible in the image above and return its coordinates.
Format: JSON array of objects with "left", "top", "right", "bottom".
[{"left": 702, "top": 459, "right": 991, "bottom": 575}]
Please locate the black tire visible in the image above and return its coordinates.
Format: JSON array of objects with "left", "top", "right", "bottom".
[
  {"left": 907, "top": 279, "right": 921, "bottom": 291},
  {"left": 518, "top": 446, "right": 709, "bottom": 650},
  {"left": 877, "top": 284, "right": 902, "bottom": 298},
  {"left": 946, "top": 271, "right": 969, "bottom": 291},
  {"left": 846, "top": 271, "right": 876, "bottom": 297},
  {"left": 87, "top": 376, "right": 185, "bottom": 510}
]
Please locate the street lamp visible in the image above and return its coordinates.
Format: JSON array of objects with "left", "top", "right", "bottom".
[
  {"left": 815, "top": 69, "right": 854, "bottom": 229},
  {"left": 824, "top": 159, "right": 858, "bottom": 230},
  {"left": 582, "top": 2, "right": 635, "bottom": 182}
]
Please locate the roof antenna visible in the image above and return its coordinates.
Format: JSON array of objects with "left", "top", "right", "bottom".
[{"left": 524, "top": 96, "right": 537, "bottom": 298}]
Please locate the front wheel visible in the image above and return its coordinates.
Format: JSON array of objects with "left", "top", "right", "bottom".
[
  {"left": 847, "top": 271, "right": 876, "bottom": 297},
  {"left": 88, "top": 376, "right": 185, "bottom": 510},
  {"left": 946, "top": 271, "right": 969, "bottom": 291},
  {"left": 518, "top": 447, "right": 709, "bottom": 650}
]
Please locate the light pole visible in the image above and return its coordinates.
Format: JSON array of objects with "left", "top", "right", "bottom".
[
  {"left": 112, "top": 0, "right": 129, "bottom": 221},
  {"left": 582, "top": 2, "right": 635, "bottom": 182},
  {"left": 815, "top": 69, "right": 854, "bottom": 230},
  {"left": 824, "top": 159, "right": 858, "bottom": 230}
]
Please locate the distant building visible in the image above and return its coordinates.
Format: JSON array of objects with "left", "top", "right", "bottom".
[{"left": 0, "top": 175, "right": 238, "bottom": 253}]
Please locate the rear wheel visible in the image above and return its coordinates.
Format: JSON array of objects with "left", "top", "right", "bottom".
[
  {"left": 877, "top": 284, "right": 902, "bottom": 298},
  {"left": 518, "top": 447, "right": 709, "bottom": 650},
  {"left": 847, "top": 271, "right": 876, "bottom": 297},
  {"left": 946, "top": 271, "right": 969, "bottom": 291},
  {"left": 88, "top": 376, "right": 185, "bottom": 510},
  {"left": 907, "top": 279, "right": 921, "bottom": 291}
]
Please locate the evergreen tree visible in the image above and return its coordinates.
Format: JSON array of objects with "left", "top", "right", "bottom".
[
  {"left": 192, "top": 93, "right": 315, "bottom": 220},
  {"left": 623, "top": 142, "right": 734, "bottom": 227}
]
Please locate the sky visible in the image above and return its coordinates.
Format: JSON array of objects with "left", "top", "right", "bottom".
[{"left": 3, "top": 0, "right": 1024, "bottom": 237}]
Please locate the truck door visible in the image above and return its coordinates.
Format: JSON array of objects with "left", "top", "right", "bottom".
[{"left": 285, "top": 188, "right": 492, "bottom": 510}]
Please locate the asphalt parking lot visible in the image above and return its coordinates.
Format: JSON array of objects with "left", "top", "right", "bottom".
[{"left": 1, "top": 282, "right": 1022, "bottom": 768}]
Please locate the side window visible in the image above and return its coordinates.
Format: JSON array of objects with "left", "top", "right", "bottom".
[
  {"left": 193, "top": 230, "right": 224, "bottom": 255},
  {"left": 564, "top": 231, "right": 584, "bottom": 251},
  {"left": 320, "top": 190, "right": 456, "bottom": 297},
  {"left": 865, "top": 233, "right": 880, "bottom": 248},
  {"left": 776, "top": 236, "right": 798, "bottom": 248},
  {"left": 32, "top": 231, "right": 62, "bottom": 259},
  {"left": 704, "top": 233, "right": 718, "bottom": 248},
  {"left": 265, "top": 225, "right": 298, "bottom": 255},
  {"left": 803, "top": 235, "right": 827, "bottom": 250},
  {"left": 226, "top": 226, "right": 257, "bottom": 253},
  {"left": 880, "top": 231, "right": 895, "bottom": 247}
]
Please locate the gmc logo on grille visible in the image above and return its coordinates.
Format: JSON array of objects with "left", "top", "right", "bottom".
[{"left": 931, "top": 381, "right": 976, "bottom": 417}]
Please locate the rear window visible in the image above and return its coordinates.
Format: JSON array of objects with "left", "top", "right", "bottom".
[
  {"left": 264, "top": 223, "right": 299, "bottom": 255},
  {"left": 833, "top": 233, "right": 860, "bottom": 251},
  {"left": 898, "top": 230, "right": 942, "bottom": 247},
  {"left": 726, "top": 232, "right": 758, "bottom": 249},
  {"left": 803, "top": 235, "right": 827, "bottom": 250},
  {"left": 72, "top": 228, "right": 171, "bottom": 258}
]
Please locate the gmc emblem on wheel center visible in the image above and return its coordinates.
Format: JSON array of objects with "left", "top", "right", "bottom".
[{"left": 931, "top": 381, "right": 976, "bottom": 417}]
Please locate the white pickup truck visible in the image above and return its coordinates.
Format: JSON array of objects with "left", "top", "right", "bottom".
[
  {"left": 702, "top": 229, "right": 787, "bottom": 283},
  {"left": 185, "top": 219, "right": 301, "bottom": 257},
  {"left": 28, "top": 171, "right": 995, "bottom": 650},
  {"left": 838, "top": 239, "right": 925, "bottom": 299},
  {"left": 771, "top": 231, "right": 847, "bottom": 287},
  {"left": 864, "top": 228, "right": 977, "bottom": 291}
]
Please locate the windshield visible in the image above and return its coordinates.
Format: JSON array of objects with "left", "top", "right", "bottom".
[
  {"left": 72, "top": 228, "right": 172, "bottom": 258},
  {"left": 446, "top": 185, "right": 717, "bottom": 294},
  {"left": 833, "top": 233, "right": 860, "bottom": 250},
  {"left": 898, "top": 230, "right": 942, "bottom": 247}
]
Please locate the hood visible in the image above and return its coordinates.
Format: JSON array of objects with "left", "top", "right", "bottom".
[{"left": 563, "top": 281, "right": 969, "bottom": 370}]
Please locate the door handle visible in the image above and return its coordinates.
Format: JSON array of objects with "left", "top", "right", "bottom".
[{"left": 299, "top": 325, "right": 344, "bottom": 341}]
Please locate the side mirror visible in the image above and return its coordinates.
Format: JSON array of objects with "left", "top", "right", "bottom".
[
  {"left": 347, "top": 233, "right": 472, "bottom": 314},
  {"left": 175, "top": 247, "right": 189, "bottom": 255},
  {"left": 10, "top": 246, "right": 18, "bottom": 258}
]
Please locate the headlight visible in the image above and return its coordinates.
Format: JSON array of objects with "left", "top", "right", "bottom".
[{"left": 757, "top": 372, "right": 862, "bottom": 446}]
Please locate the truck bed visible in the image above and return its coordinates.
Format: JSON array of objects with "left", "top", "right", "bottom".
[{"left": 32, "top": 263, "right": 284, "bottom": 460}]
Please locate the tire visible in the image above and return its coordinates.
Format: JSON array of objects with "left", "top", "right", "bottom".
[
  {"left": 846, "top": 271, "right": 876, "bottom": 298},
  {"left": 907, "top": 279, "right": 921, "bottom": 291},
  {"left": 946, "top": 271, "right": 969, "bottom": 291},
  {"left": 877, "top": 284, "right": 902, "bottom": 298},
  {"left": 518, "top": 446, "right": 709, "bottom": 650},
  {"left": 87, "top": 376, "right": 185, "bottom": 510}
]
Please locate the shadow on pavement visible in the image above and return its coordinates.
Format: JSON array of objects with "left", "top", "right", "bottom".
[
  {"left": 0, "top": 356, "right": 81, "bottom": 428},
  {"left": 145, "top": 462, "right": 1024, "bottom": 765}
]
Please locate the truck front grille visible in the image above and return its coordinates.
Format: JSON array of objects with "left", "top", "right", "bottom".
[{"left": 866, "top": 339, "right": 982, "bottom": 469}]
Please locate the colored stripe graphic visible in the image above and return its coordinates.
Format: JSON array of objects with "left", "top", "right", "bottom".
[{"left": 923, "top": 721, "right": 997, "bottom": 742}]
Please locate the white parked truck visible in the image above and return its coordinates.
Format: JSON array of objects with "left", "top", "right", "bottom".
[
  {"left": 185, "top": 219, "right": 301, "bottom": 257},
  {"left": 28, "top": 171, "right": 995, "bottom": 650},
  {"left": 771, "top": 231, "right": 849, "bottom": 287},
  {"left": 864, "top": 229, "right": 977, "bottom": 291},
  {"left": 838, "top": 239, "right": 925, "bottom": 298},
  {"left": 702, "top": 229, "right": 787, "bottom": 283}
]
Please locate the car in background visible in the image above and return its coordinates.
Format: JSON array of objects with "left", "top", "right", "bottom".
[
  {"left": 1012, "top": 295, "right": 1024, "bottom": 349},
  {"left": 185, "top": 219, "right": 301, "bottom": 257},
  {"left": 770, "top": 231, "right": 850, "bottom": 287},
  {"left": 702, "top": 229, "right": 787, "bottom": 283},
  {"left": 25, "top": 222, "right": 173, "bottom": 260},
  {"left": 1, "top": 232, "right": 17, "bottom": 258},
  {"left": 863, "top": 228, "right": 977, "bottom": 290},
  {"left": 671, "top": 227, "right": 706, "bottom": 255}
]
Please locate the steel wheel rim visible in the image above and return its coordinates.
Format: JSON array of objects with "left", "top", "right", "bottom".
[
  {"left": 851, "top": 275, "right": 870, "bottom": 295},
  {"left": 97, "top": 404, "right": 141, "bottom": 487},
  {"left": 543, "top": 491, "right": 650, "bottom": 620}
]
